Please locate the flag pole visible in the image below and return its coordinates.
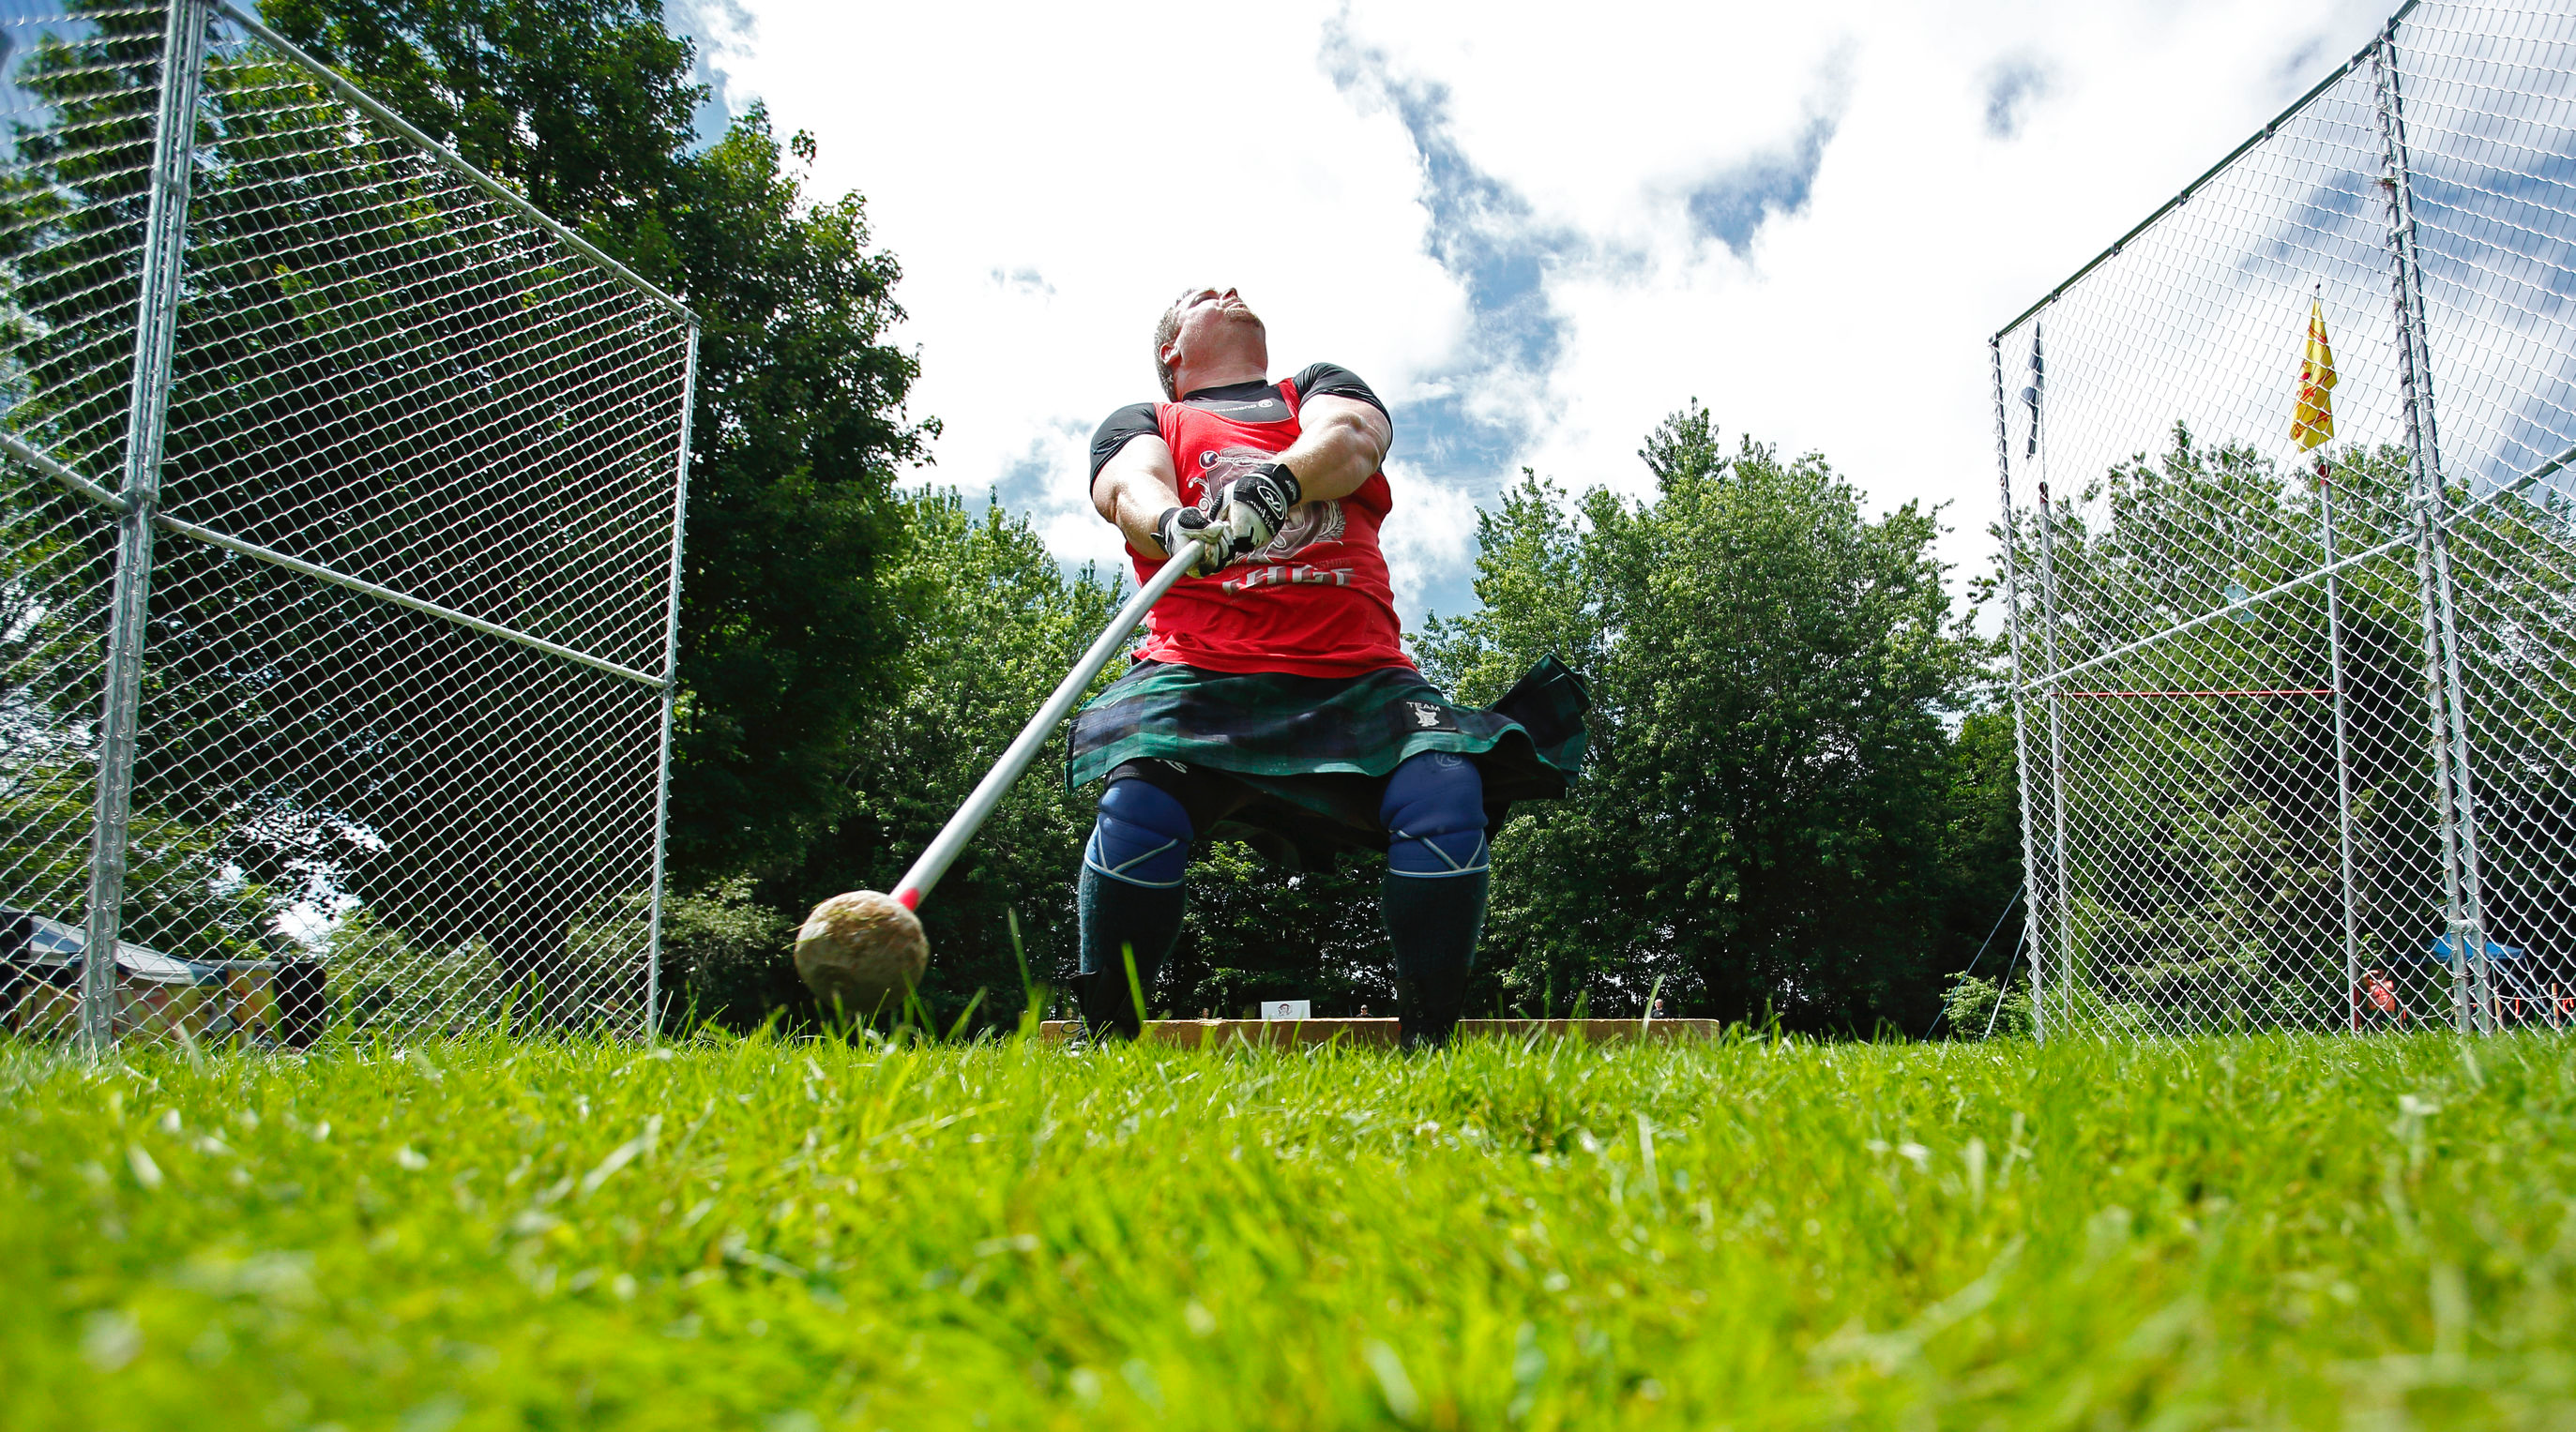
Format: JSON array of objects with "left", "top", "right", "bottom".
[
  {"left": 2300, "top": 288, "right": 2363, "bottom": 1035},
  {"left": 2319, "top": 454, "right": 2359, "bottom": 1033}
]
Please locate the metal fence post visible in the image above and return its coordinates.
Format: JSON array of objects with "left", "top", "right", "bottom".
[
  {"left": 643, "top": 322, "right": 698, "bottom": 1043},
  {"left": 2375, "top": 32, "right": 2489, "bottom": 1033},
  {"left": 2392, "top": 34, "right": 2493, "bottom": 1033},
  {"left": 2023, "top": 320, "right": 2069, "bottom": 1038},
  {"left": 81, "top": 0, "right": 210, "bottom": 1051},
  {"left": 2035, "top": 477, "right": 2070, "bottom": 1040},
  {"left": 1994, "top": 339, "right": 2044, "bottom": 1039}
]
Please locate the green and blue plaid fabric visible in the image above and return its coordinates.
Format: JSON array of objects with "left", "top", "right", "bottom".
[{"left": 1065, "top": 656, "right": 1588, "bottom": 870}]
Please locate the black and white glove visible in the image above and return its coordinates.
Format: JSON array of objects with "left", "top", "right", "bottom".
[
  {"left": 1214, "top": 461, "right": 1302, "bottom": 553},
  {"left": 1155, "top": 505, "right": 1235, "bottom": 576}
]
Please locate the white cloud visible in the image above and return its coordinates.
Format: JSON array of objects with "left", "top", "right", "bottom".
[
  {"left": 711, "top": 0, "right": 2404, "bottom": 622},
  {"left": 1376, "top": 461, "right": 1482, "bottom": 615}
]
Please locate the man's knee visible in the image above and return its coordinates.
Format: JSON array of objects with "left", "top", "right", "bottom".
[
  {"left": 1085, "top": 778, "right": 1195, "bottom": 887},
  {"left": 1381, "top": 751, "right": 1488, "bottom": 878}
]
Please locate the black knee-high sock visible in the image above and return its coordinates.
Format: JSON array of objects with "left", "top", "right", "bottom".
[
  {"left": 1383, "top": 870, "right": 1488, "bottom": 1048},
  {"left": 1076, "top": 864, "right": 1183, "bottom": 1036}
]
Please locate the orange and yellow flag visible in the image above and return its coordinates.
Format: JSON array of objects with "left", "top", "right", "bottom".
[{"left": 2292, "top": 296, "right": 2336, "bottom": 450}]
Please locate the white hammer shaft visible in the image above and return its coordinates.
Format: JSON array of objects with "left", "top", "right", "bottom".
[{"left": 888, "top": 532, "right": 1212, "bottom": 912}]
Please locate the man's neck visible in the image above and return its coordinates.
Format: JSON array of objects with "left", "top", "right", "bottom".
[{"left": 1174, "top": 359, "right": 1268, "bottom": 396}]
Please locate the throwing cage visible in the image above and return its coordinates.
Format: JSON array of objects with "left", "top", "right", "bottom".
[
  {"left": 0, "top": 2, "right": 696, "bottom": 1048},
  {"left": 1996, "top": 0, "right": 2576, "bottom": 1037}
]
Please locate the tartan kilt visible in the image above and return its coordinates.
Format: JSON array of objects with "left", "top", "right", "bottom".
[{"left": 1065, "top": 654, "right": 1588, "bottom": 870}]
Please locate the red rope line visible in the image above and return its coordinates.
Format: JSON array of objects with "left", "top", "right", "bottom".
[{"left": 2059, "top": 688, "right": 2337, "bottom": 699}]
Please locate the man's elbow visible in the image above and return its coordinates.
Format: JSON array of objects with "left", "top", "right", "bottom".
[
  {"left": 1094, "top": 473, "right": 1136, "bottom": 527},
  {"left": 1327, "top": 411, "right": 1392, "bottom": 467}
]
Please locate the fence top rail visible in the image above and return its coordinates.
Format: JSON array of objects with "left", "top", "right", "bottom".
[
  {"left": 209, "top": 0, "right": 699, "bottom": 329},
  {"left": 1987, "top": 0, "right": 2419, "bottom": 345}
]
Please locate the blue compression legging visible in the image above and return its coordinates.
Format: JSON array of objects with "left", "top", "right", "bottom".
[
  {"left": 1379, "top": 751, "right": 1490, "bottom": 879},
  {"left": 1084, "top": 777, "right": 1193, "bottom": 888},
  {"left": 1082, "top": 750, "right": 1488, "bottom": 892},
  {"left": 1076, "top": 753, "right": 1490, "bottom": 1009}
]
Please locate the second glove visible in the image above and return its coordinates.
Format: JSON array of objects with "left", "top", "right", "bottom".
[{"left": 1215, "top": 461, "right": 1302, "bottom": 552}]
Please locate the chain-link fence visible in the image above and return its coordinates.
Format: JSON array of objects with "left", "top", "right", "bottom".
[
  {"left": 0, "top": 0, "right": 695, "bottom": 1048},
  {"left": 1994, "top": 0, "right": 2576, "bottom": 1038}
]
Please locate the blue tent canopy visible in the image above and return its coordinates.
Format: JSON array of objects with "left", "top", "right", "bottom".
[{"left": 2427, "top": 933, "right": 2529, "bottom": 965}]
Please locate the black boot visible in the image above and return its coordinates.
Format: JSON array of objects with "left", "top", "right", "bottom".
[
  {"left": 1070, "top": 968, "right": 1144, "bottom": 1042},
  {"left": 1392, "top": 976, "right": 1471, "bottom": 1051},
  {"left": 1385, "top": 870, "right": 1487, "bottom": 1051}
]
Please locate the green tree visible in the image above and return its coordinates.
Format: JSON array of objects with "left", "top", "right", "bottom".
[
  {"left": 772, "top": 490, "right": 1118, "bottom": 1030},
  {"left": 1159, "top": 845, "right": 1391, "bottom": 1020},
  {"left": 260, "top": 0, "right": 932, "bottom": 889},
  {"left": 2014, "top": 429, "right": 2417, "bottom": 1026},
  {"left": 1936, "top": 971, "right": 2033, "bottom": 1039},
  {"left": 1931, "top": 708, "right": 2025, "bottom": 1024},
  {"left": 1420, "top": 405, "right": 1974, "bottom": 1031}
]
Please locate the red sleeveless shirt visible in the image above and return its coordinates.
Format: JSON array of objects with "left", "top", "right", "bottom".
[{"left": 1125, "top": 375, "right": 1410, "bottom": 677}]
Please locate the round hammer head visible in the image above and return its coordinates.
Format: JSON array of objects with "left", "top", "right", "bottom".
[{"left": 794, "top": 890, "right": 927, "bottom": 1020}]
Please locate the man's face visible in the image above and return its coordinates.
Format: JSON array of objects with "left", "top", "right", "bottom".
[{"left": 1165, "top": 286, "right": 1265, "bottom": 367}]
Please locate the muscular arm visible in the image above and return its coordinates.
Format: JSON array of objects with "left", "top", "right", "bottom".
[
  {"left": 1093, "top": 394, "right": 1391, "bottom": 556},
  {"left": 1274, "top": 393, "right": 1392, "bottom": 502},
  {"left": 1094, "top": 434, "right": 1185, "bottom": 556}
]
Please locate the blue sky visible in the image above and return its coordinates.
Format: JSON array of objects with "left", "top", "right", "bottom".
[{"left": 681, "top": 0, "right": 2401, "bottom": 626}]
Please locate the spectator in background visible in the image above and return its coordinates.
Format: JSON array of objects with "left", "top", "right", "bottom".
[{"left": 2357, "top": 967, "right": 2405, "bottom": 1032}]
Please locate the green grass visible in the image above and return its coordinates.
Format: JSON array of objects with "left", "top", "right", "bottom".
[{"left": 3, "top": 1028, "right": 2572, "bottom": 1429}]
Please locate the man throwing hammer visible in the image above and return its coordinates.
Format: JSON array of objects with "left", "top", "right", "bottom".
[{"left": 1068, "top": 285, "right": 1586, "bottom": 1048}]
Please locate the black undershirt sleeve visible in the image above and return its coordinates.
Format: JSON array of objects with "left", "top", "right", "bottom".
[
  {"left": 1288, "top": 361, "right": 1390, "bottom": 423},
  {"left": 1087, "top": 401, "right": 1160, "bottom": 488}
]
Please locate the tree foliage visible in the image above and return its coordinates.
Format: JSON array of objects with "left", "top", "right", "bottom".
[
  {"left": 775, "top": 488, "right": 1116, "bottom": 1025},
  {"left": 1159, "top": 844, "right": 1390, "bottom": 1020},
  {"left": 1419, "top": 405, "right": 1977, "bottom": 1032},
  {"left": 2003, "top": 421, "right": 2576, "bottom": 1030},
  {"left": 262, "top": 0, "right": 932, "bottom": 885},
  {"left": 1929, "top": 708, "right": 2026, "bottom": 1032}
]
